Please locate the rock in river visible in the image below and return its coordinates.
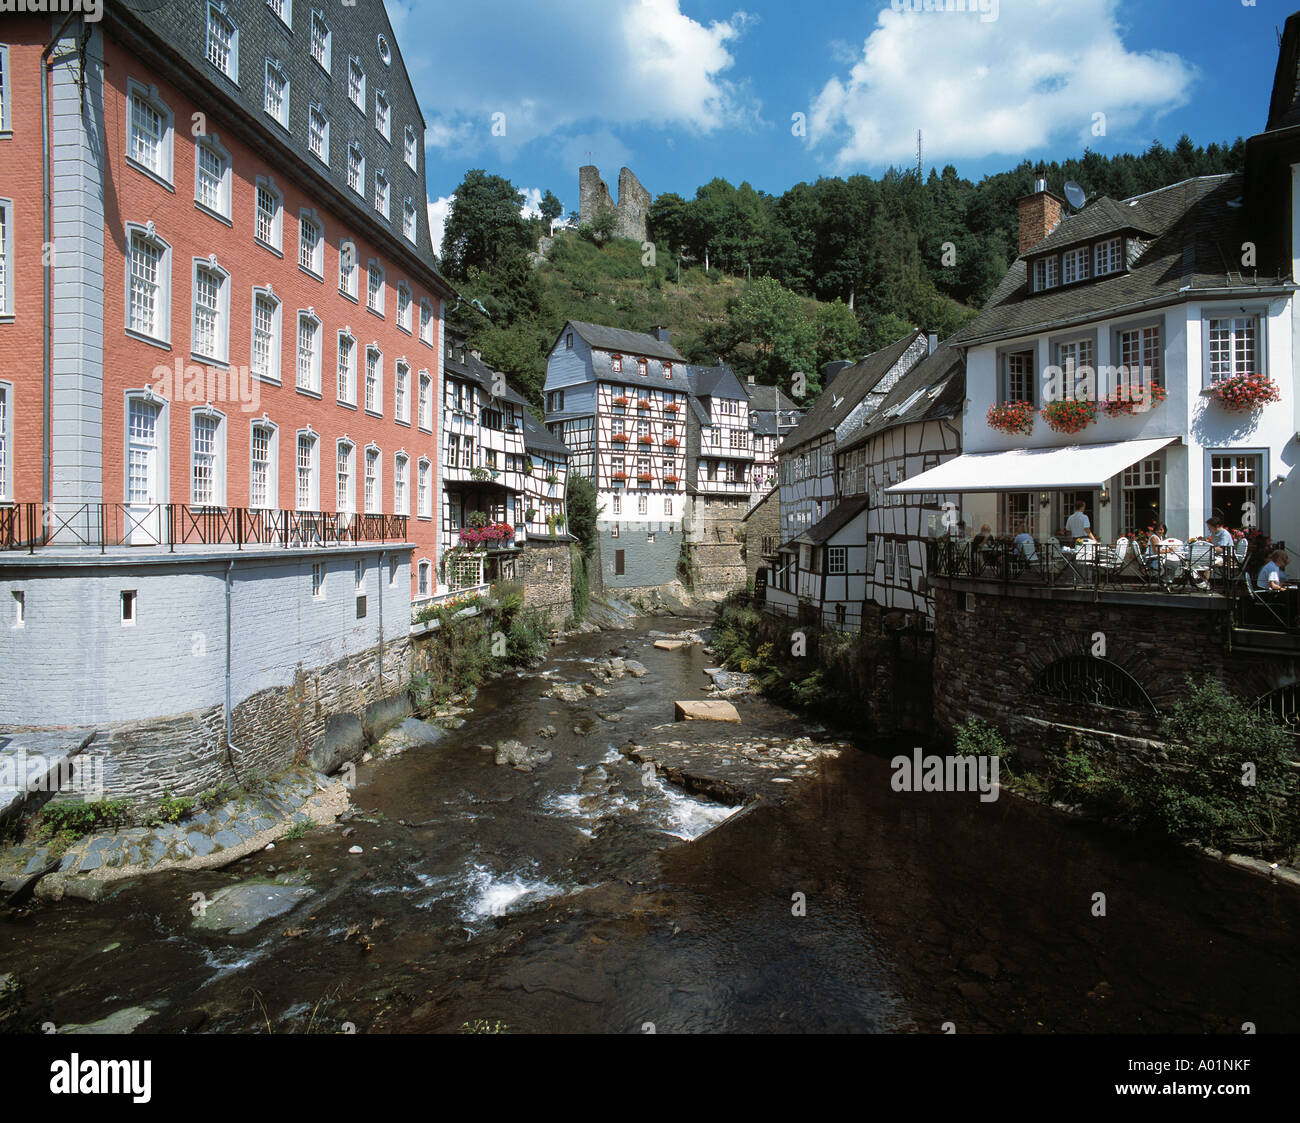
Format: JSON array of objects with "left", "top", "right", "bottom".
[
  {"left": 674, "top": 699, "right": 742, "bottom": 724},
  {"left": 493, "top": 740, "right": 553, "bottom": 772},
  {"left": 191, "top": 882, "right": 316, "bottom": 935}
]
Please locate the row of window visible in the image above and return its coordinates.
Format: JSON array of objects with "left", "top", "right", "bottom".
[
  {"left": 128, "top": 74, "right": 420, "bottom": 258},
  {"left": 1030, "top": 236, "right": 1124, "bottom": 292},
  {"left": 610, "top": 494, "right": 674, "bottom": 517},
  {"left": 122, "top": 394, "right": 435, "bottom": 516}
]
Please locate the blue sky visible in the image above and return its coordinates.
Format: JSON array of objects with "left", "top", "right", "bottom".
[{"left": 384, "top": 0, "right": 1298, "bottom": 251}]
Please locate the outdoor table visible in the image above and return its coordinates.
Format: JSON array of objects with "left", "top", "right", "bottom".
[{"left": 1057, "top": 543, "right": 1092, "bottom": 582}]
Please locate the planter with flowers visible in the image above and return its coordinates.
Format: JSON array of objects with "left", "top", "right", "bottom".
[
  {"left": 612, "top": 396, "right": 630, "bottom": 407},
  {"left": 664, "top": 437, "right": 681, "bottom": 448},
  {"left": 1100, "top": 383, "right": 1168, "bottom": 417},
  {"left": 611, "top": 432, "right": 629, "bottom": 443},
  {"left": 664, "top": 402, "right": 681, "bottom": 413},
  {"left": 1208, "top": 373, "right": 1281, "bottom": 411},
  {"left": 664, "top": 474, "right": 680, "bottom": 486},
  {"left": 637, "top": 435, "right": 654, "bottom": 445},
  {"left": 611, "top": 471, "right": 628, "bottom": 484},
  {"left": 458, "top": 522, "right": 515, "bottom": 548},
  {"left": 986, "top": 401, "right": 1035, "bottom": 435},
  {"left": 637, "top": 399, "right": 652, "bottom": 410},
  {"left": 1040, "top": 399, "right": 1097, "bottom": 435},
  {"left": 637, "top": 472, "right": 654, "bottom": 483}
]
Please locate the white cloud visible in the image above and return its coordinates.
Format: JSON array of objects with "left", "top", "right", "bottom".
[
  {"left": 427, "top": 195, "right": 454, "bottom": 258},
  {"left": 386, "top": 0, "right": 754, "bottom": 170},
  {"left": 809, "top": 0, "right": 1196, "bottom": 169},
  {"left": 519, "top": 187, "right": 544, "bottom": 221}
]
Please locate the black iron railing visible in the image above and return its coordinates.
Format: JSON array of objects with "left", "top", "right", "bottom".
[{"left": 0, "top": 502, "right": 408, "bottom": 554}]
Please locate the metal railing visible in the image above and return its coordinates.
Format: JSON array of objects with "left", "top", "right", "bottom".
[
  {"left": 928, "top": 538, "right": 1247, "bottom": 595},
  {"left": 0, "top": 502, "right": 408, "bottom": 554}
]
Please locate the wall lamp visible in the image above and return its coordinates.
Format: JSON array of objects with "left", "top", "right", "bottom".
[
  {"left": 1039, "top": 492, "right": 1050, "bottom": 508},
  {"left": 1099, "top": 488, "right": 1111, "bottom": 507}
]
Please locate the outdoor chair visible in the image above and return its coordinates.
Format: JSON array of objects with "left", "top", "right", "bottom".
[{"left": 1242, "top": 574, "right": 1292, "bottom": 630}]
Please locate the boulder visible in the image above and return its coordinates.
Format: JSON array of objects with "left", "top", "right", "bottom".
[
  {"left": 493, "top": 740, "right": 553, "bottom": 772},
  {"left": 191, "top": 882, "right": 316, "bottom": 935},
  {"left": 624, "top": 659, "right": 649, "bottom": 678},
  {"left": 654, "top": 640, "right": 689, "bottom": 651},
  {"left": 307, "top": 713, "right": 366, "bottom": 775},
  {"left": 362, "top": 692, "right": 412, "bottom": 742},
  {"left": 372, "top": 718, "right": 446, "bottom": 758},
  {"left": 546, "top": 683, "right": 588, "bottom": 704},
  {"left": 674, "top": 700, "right": 741, "bottom": 724}
]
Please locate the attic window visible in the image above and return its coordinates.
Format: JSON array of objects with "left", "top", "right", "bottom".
[
  {"left": 1094, "top": 237, "right": 1123, "bottom": 276},
  {"left": 565, "top": 333, "right": 573, "bottom": 349},
  {"left": 377, "top": 34, "right": 391, "bottom": 65},
  {"left": 1062, "top": 246, "right": 1090, "bottom": 285},
  {"left": 637, "top": 358, "right": 647, "bottom": 377},
  {"left": 1033, "top": 255, "right": 1060, "bottom": 292},
  {"left": 611, "top": 354, "right": 622, "bottom": 373},
  {"left": 663, "top": 362, "right": 672, "bottom": 380}
]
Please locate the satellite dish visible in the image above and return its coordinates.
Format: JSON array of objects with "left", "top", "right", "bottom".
[{"left": 1063, "top": 181, "right": 1087, "bottom": 211}]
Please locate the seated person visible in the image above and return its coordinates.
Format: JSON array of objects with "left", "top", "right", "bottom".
[
  {"left": 1012, "top": 530, "right": 1037, "bottom": 560},
  {"left": 1257, "top": 549, "right": 1291, "bottom": 590},
  {"left": 972, "top": 523, "right": 994, "bottom": 551},
  {"left": 1192, "top": 517, "right": 1235, "bottom": 589}
]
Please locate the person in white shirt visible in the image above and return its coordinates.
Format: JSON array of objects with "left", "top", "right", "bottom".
[
  {"left": 1257, "top": 549, "right": 1290, "bottom": 590},
  {"left": 1191, "top": 516, "right": 1235, "bottom": 589},
  {"left": 1065, "top": 500, "right": 1096, "bottom": 543}
]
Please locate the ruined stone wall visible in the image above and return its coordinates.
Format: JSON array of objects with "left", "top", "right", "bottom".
[
  {"left": 741, "top": 488, "right": 781, "bottom": 588},
  {"left": 686, "top": 496, "right": 748, "bottom": 595},
  {"left": 521, "top": 538, "right": 574, "bottom": 629},
  {"left": 578, "top": 165, "right": 649, "bottom": 243}
]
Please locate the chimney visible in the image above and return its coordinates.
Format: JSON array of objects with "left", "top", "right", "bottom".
[
  {"left": 927, "top": 332, "right": 939, "bottom": 355},
  {"left": 650, "top": 325, "right": 671, "bottom": 344},
  {"left": 1017, "top": 179, "right": 1065, "bottom": 254},
  {"left": 822, "top": 360, "right": 853, "bottom": 388}
]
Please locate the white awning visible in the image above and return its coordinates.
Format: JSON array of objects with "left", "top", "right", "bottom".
[{"left": 885, "top": 436, "right": 1178, "bottom": 493}]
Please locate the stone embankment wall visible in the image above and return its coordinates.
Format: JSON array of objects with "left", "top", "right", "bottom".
[
  {"left": 686, "top": 496, "right": 748, "bottom": 596},
  {"left": 520, "top": 538, "right": 574, "bottom": 628}
]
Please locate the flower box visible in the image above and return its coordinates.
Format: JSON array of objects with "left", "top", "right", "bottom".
[
  {"left": 664, "top": 474, "right": 680, "bottom": 485},
  {"left": 637, "top": 435, "right": 654, "bottom": 445},
  {"left": 664, "top": 403, "right": 681, "bottom": 413},
  {"left": 458, "top": 522, "right": 515, "bottom": 547},
  {"left": 1100, "top": 383, "right": 1168, "bottom": 417},
  {"left": 637, "top": 473, "right": 654, "bottom": 483},
  {"left": 1208, "top": 373, "right": 1281, "bottom": 411},
  {"left": 612, "top": 396, "right": 630, "bottom": 407},
  {"left": 1040, "top": 399, "right": 1097, "bottom": 434},
  {"left": 637, "top": 400, "right": 651, "bottom": 409},
  {"left": 611, "top": 471, "right": 628, "bottom": 482},
  {"left": 986, "top": 400, "right": 1035, "bottom": 435},
  {"left": 611, "top": 433, "right": 629, "bottom": 443},
  {"left": 664, "top": 437, "right": 681, "bottom": 448}
]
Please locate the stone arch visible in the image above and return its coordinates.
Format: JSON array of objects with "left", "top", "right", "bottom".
[{"left": 1029, "top": 654, "right": 1158, "bottom": 713}]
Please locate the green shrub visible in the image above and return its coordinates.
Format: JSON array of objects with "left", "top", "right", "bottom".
[
  {"left": 954, "top": 718, "right": 1016, "bottom": 765},
  {"left": 38, "top": 798, "right": 130, "bottom": 839}
]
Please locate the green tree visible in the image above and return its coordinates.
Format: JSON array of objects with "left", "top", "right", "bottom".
[
  {"left": 565, "top": 473, "right": 599, "bottom": 559},
  {"left": 539, "top": 189, "right": 563, "bottom": 226},
  {"left": 442, "top": 169, "right": 530, "bottom": 280}
]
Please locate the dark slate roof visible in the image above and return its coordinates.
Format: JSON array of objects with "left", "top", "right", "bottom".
[
  {"left": 750, "top": 414, "right": 779, "bottom": 436},
  {"left": 794, "top": 496, "right": 872, "bottom": 545},
  {"left": 1026, "top": 196, "right": 1155, "bottom": 257},
  {"left": 839, "top": 345, "right": 965, "bottom": 452},
  {"left": 689, "top": 364, "right": 748, "bottom": 401},
  {"left": 443, "top": 343, "right": 496, "bottom": 391},
  {"left": 746, "top": 383, "right": 798, "bottom": 412},
  {"left": 521, "top": 412, "right": 569, "bottom": 457},
  {"left": 952, "top": 174, "right": 1292, "bottom": 347},
  {"left": 566, "top": 321, "right": 686, "bottom": 364},
  {"left": 781, "top": 331, "right": 924, "bottom": 451},
  {"left": 1268, "top": 12, "right": 1300, "bottom": 131}
]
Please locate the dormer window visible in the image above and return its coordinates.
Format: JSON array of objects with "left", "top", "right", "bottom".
[
  {"left": 611, "top": 354, "right": 622, "bottom": 373},
  {"left": 1033, "top": 255, "right": 1059, "bottom": 292},
  {"left": 637, "top": 358, "right": 647, "bottom": 377},
  {"left": 663, "top": 362, "right": 672, "bottom": 380},
  {"left": 1062, "top": 245, "right": 1090, "bottom": 285},
  {"left": 1095, "top": 237, "right": 1123, "bottom": 276}
]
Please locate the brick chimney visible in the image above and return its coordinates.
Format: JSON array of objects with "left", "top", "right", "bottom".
[{"left": 1017, "top": 178, "right": 1065, "bottom": 254}]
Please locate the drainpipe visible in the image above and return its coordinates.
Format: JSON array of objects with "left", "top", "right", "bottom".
[
  {"left": 377, "top": 549, "right": 384, "bottom": 688},
  {"left": 41, "top": 13, "right": 76, "bottom": 528},
  {"left": 225, "top": 560, "right": 244, "bottom": 776}
]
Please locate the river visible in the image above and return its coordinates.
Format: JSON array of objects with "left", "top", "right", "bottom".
[{"left": 2, "top": 615, "right": 1298, "bottom": 1034}]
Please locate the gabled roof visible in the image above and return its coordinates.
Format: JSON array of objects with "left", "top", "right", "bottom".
[
  {"left": 690, "top": 363, "right": 748, "bottom": 402},
  {"left": 444, "top": 342, "right": 498, "bottom": 391},
  {"left": 838, "top": 345, "right": 965, "bottom": 453},
  {"left": 781, "top": 331, "right": 924, "bottom": 451},
  {"left": 1025, "top": 196, "right": 1155, "bottom": 257},
  {"left": 1267, "top": 12, "right": 1300, "bottom": 132},
  {"left": 793, "top": 496, "right": 872, "bottom": 546},
  {"left": 563, "top": 321, "right": 686, "bottom": 364},
  {"left": 952, "top": 174, "right": 1291, "bottom": 348},
  {"left": 521, "top": 412, "right": 570, "bottom": 457},
  {"left": 746, "top": 383, "right": 799, "bottom": 413}
]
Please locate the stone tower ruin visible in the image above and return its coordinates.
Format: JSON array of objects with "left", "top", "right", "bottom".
[{"left": 578, "top": 166, "right": 650, "bottom": 243}]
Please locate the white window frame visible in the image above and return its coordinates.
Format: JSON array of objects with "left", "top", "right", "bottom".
[
  {"left": 125, "top": 222, "right": 173, "bottom": 346},
  {"left": 307, "top": 102, "right": 330, "bottom": 165},
  {"left": 1206, "top": 315, "right": 1262, "bottom": 384},
  {"left": 190, "top": 405, "right": 226, "bottom": 508},
  {"left": 296, "top": 429, "right": 319, "bottom": 510},
  {"left": 312, "top": 561, "right": 326, "bottom": 598},
  {"left": 396, "top": 282, "right": 412, "bottom": 332},
  {"left": 266, "top": 0, "right": 292, "bottom": 30},
  {"left": 374, "top": 171, "right": 390, "bottom": 219},
  {"left": 298, "top": 209, "right": 324, "bottom": 277},
  {"left": 336, "top": 438, "right": 355, "bottom": 515},
  {"left": 190, "top": 255, "right": 230, "bottom": 363},
  {"left": 364, "top": 444, "right": 381, "bottom": 514},
  {"left": 403, "top": 197, "right": 417, "bottom": 244},
  {"left": 0, "top": 45, "right": 11, "bottom": 134},
  {"left": 827, "top": 546, "right": 847, "bottom": 575},
  {"left": 125, "top": 80, "right": 175, "bottom": 186},
  {"left": 375, "top": 90, "right": 390, "bottom": 142},
  {"left": 417, "top": 559, "right": 431, "bottom": 596},
  {"left": 404, "top": 125, "right": 417, "bottom": 170},
  {"left": 296, "top": 309, "right": 322, "bottom": 394},
  {"left": 205, "top": 4, "right": 239, "bottom": 83},
  {"left": 395, "top": 360, "right": 410, "bottom": 423},
  {"left": 366, "top": 260, "right": 385, "bottom": 315},
  {"left": 0, "top": 198, "right": 13, "bottom": 318},
  {"left": 249, "top": 418, "right": 278, "bottom": 509},
  {"left": 1061, "top": 245, "right": 1090, "bottom": 285},
  {"left": 1094, "top": 237, "right": 1123, "bottom": 277},
  {"left": 309, "top": 8, "right": 331, "bottom": 73},
  {"left": 417, "top": 457, "right": 432, "bottom": 519},
  {"left": 0, "top": 380, "right": 12, "bottom": 502},
  {"left": 346, "top": 142, "right": 365, "bottom": 197},
  {"left": 347, "top": 55, "right": 365, "bottom": 113},
  {"left": 365, "top": 344, "right": 382, "bottom": 414},
  {"left": 263, "top": 58, "right": 289, "bottom": 131},
  {"left": 254, "top": 176, "right": 283, "bottom": 254},
  {"left": 336, "top": 329, "right": 356, "bottom": 406},
  {"left": 419, "top": 300, "right": 434, "bottom": 345},
  {"left": 338, "top": 237, "right": 358, "bottom": 298},
  {"left": 418, "top": 370, "right": 432, "bottom": 431},
  {"left": 193, "top": 132, "right": 232, "bottom": 221},
  {"left": 394, "top": 453, "right": 409, "bottom": 515},
  {"left": 250, "top": 285, "right": 282, "bottom": 383}
]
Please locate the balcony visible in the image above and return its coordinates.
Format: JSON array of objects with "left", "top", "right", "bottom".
[{"left": 0, "top": 502, "right": 408, "bottom": 554}]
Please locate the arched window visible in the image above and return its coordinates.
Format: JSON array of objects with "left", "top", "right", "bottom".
[
  {"left": 1030, "top": 656, "right": 1155, "bottom": 712},
  {"left": 1256, "top": 684, "right": 1300, "bottom": 739}
]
